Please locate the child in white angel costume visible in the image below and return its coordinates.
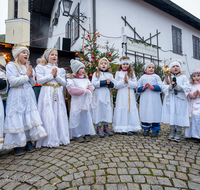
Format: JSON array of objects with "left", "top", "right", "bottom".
[
  {"left": 113, "top": 56, "right": 141, "bottom": 135},
  {"left": 36, "top": 48, "right": 70, "bottom": 148},
  {"left": 92, "top": 57, "right": 114, "bottom": 138},
  {"left": 66, "top": 59, "right": 96, "bottom": 143},
  {"left": 162, "top": 59, "right": 190, "bottom": 142},
  {"left": 0, "top": 69, "right": 8, "bottom": 149},
  {"left": 137, "top": 63, "right": 162, "bottom": 137},
  {"left": 184, "top": 69, "right": 200, "bottom": 143},
  {"left": 3, "top": 44, "right": 47, "bottom": 155}
]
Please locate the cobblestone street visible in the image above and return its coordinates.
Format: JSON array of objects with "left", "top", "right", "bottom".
[{"left": 0, "top": 125, "right": 200, "bottom": 190}]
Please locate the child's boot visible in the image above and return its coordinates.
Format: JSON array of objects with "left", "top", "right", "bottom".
[
  {"left": 127, "top": 131, "right": 133, "bottom": 135},
  {"left": 168, "top": 125, "right": 176, "bottom": 140},
  {"left": 142, "top": 122, "right": 150, "bottom": 136},
  {"left": 143, "top": 129, "right": 149, "bottom": 136},
  {"left": 97, "top": 126, "right": 105, "bottom": 138},
  {"left": 75, "top": 136, "right": 85, "bottom": 143},
  {"left": 191, "top": 138, "right": 199, "bottom": 143},
  {"left": 104, "top": 125, "right": 113, "bottom": 136},
  {"left": 26, "top": 141, "right": 35, "bottom": 153},
  {"left": 151, "top": 123, "right": 160, "bottom": 137},
  {"left": 14, "top": 147, "right": 25, "bottom": 156},
  {"left": 85, "top": 135, "right": 91, "bottom": 142},
  {"left": 151, "top": 131, "right": 159, "bottom": 137},
  {"left": 174, "top": 126, "right": 182, "bottom": 142}
]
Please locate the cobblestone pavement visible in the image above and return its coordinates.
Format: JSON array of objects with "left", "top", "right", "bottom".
[{"left": 0, "top": 124, "right": 200, "bottom": 190}]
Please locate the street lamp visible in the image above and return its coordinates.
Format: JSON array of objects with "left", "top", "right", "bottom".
[
  {"left": 61, "top": 0, "right": 87, "bottom": 22},
  {"left": 62, "top": 0, "right": 73, "bottom": 16}
]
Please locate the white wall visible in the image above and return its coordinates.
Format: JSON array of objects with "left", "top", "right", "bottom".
[
  {"left": 47, "top": 0, "right": 200, "bottom": 77},
  {"left": 47, "top": 0, "right": 93, "bottom": 51}
]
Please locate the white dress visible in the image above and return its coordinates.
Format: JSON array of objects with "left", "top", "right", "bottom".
[
  {"left": 0, "top": 71, "right": 8, "bottom": 149},
  {"left": 137, "top": 74, "right": 162, "bottom": 123},
  {"left": 113, "top": 71, "right": 141, "bottom": 132},
  {"left": 67, "top": 78, "right": 96, "bottom": 138},
  {"left": 36, "top": 63, "right": 70, "bottom": 148},
  {"left": 184, "top": 84, "right": 200, "bottom": 138},
  {"left": 92, "top": 71, "right": 114, "bottom": 124},
  {"left": 161, "top": 74, "right": 191, "bottom": 127},
  {"left": 3, "top": 62, "right": 47, "bottom": 149}
]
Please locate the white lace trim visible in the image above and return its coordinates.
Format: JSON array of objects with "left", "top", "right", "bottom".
[
  {"left": 4, "top": 121, "right": 43, "bottom": 134},
  {"left": 3, "top": 131, "right": 47, "bottom": 149}
]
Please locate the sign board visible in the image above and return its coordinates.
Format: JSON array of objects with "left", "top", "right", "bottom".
[{"left": 127, "top": 37, "right": 157, "bottom": 57}]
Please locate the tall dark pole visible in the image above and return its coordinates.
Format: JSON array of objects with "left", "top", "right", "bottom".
[{"left": 93, "top": 0, "right": 96, "bottom": 47}]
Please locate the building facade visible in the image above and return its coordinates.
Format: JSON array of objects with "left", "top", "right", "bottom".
[
  {"left": 5, "top": 0, "right": 30, "bottom": 46},
  {"left": 40, "top": 0, "right": 200, "bottom": 77}
]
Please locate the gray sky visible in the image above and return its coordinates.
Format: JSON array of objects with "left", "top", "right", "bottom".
[{"left": 0, "top": 0, "right": 200, "bottom": 35}]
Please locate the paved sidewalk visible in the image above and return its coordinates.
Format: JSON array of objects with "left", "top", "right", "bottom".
[{"left": 0, "top": 125, "right": 200, "bottom": 190}]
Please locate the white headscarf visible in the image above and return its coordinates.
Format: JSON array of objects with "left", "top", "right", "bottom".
[
  {"left": 168, "top": 59, "right": 182, "bottom": 71},
  {"left": 12, "top": 45, "right": 29, "bottom": 60}
]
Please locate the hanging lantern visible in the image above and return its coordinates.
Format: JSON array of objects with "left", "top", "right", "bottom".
[{"left": 109, "top": 53, "right": 112, "bottom": 56}]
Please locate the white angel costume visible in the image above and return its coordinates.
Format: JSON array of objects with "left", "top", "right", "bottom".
[
  {"left": 0, "top": 71, "right": 8, "bottom": 149},
  {"left": 67, "top": 77, "right": 96, "bottom": 138},
  {"left": 161, "top": 74, "right": 191, "bottom": 127},
  {"left": 3, "top": 62, "right": 47, "bottom": 149},
  {"left": 137, "top": 74, "right": 162, "bottom": 123},
  {"left": 35, "top": 63, "right": 70, "bottom": 148},
  {"left": 184, "top": 83, "right": 200, "bottom": 138},
  {"left": 113, "top": 71, "right": 141, "bottom": 132},
  {"left": 92, "top": 71, "right": 115, "bottom": 124}
]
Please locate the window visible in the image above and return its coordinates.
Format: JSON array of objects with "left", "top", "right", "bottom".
[
  {"left": 65, "top": 3, "right": 80, "bottom": 45},
  {"left": 54, "top": 37, "right": 60, "bottom": 50},
  {"left": 172, "top": 26, "right": 182, "bottom": 55},
  {"left": 193, "top": 35, "right": 200, "bottom": 60},
  {"left": 14, "top": 0, "right": 18, "bottom": 18}
]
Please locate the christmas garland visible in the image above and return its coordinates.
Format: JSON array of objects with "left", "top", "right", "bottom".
[{"left": 128, "top": 38, "right": 157, "bottom": 49}]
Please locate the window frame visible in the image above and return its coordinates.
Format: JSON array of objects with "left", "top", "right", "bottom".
[
  {"left": 65, "top": 3, "right": 80, "bottom": 46},
  {"left": 192, "top": 35, "right": 200, "bottom": 60},
  {"left": 172, "top": 26, "right": 182, "bottom": 55},
  {"left": 14, "top": 0, "right": 18, "bottom": 19}
]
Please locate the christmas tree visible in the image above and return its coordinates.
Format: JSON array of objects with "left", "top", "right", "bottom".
[{"left": 75, "top": 25, "right": 119, "bottom": 77}]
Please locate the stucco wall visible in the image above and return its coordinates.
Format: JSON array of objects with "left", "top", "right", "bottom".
[
  {"left": 47, "top": 0, "right": 200, "bottom": 77},
  {"left": 6, "top": 0, "right": 30, "bottom": 45},
  {"left": 5, "top": 19, "right": 30, "bottom": 45}
]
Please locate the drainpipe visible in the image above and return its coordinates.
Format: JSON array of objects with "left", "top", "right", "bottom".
[{"left": 93, "top": 0, "right": 96, "bottom": 47}]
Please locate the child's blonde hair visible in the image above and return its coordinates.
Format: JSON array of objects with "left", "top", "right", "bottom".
[
  {"left": 14, "top": 57, "right": 29, "bottom": 69},
  {"left": 41, "top": 48, "right": 58, "bottom": 66},
  {"left": 164, "top": 71, "right": 182, "bottom": 85},
  {"left": 116, "top": 56, "right": 134, "bottom": 78}
]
